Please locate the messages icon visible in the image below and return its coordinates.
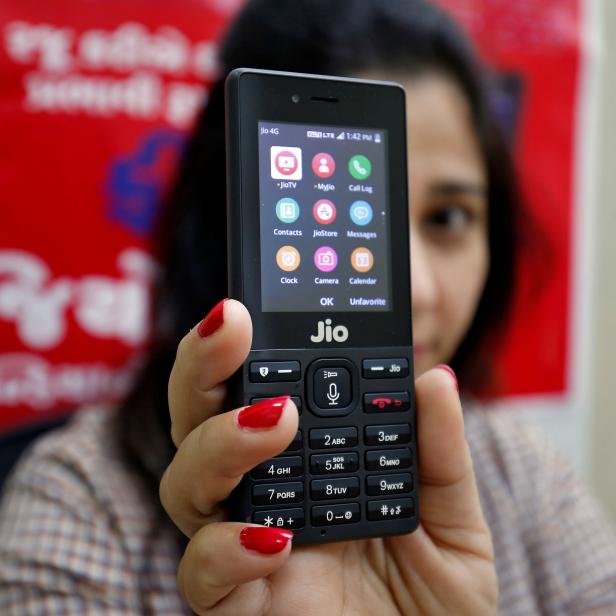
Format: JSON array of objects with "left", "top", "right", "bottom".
[{"left": 349, "top": 200, "right": 373, "bottom": 226}]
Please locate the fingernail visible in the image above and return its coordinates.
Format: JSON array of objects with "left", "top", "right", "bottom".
[
  {"left": 237, "top": 396, "right": 289, "bottom": 429},
  {"left": 197, "top": 299, "right": 227, "bottom": 338},
  {"left": 436, "top": 364, "right": 459, "bottom": 394},
  {"left": 239, "top": 526, "right": 293, "bottom": 554}
]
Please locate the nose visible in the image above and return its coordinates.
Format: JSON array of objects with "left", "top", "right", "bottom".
[{"left": 410, "top": 228, "right": 437, "bottom": 313}]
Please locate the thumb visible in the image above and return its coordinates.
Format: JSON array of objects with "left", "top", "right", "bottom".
[{"left": 415, "top": 365, "right": 490, "bottom": 543}]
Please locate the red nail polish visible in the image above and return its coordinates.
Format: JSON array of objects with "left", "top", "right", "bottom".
[
  {"left": 197, "top": 299, "right": 227, "bottom": 338},
  {"left": 436, "top": 364, "right": 459, "bottom": 394},
  {"left": 239, "top": 526, "right": 293, "bottom": 554},
  {"left": 237, "top": 396, "right": 289, "bottom": 429}
]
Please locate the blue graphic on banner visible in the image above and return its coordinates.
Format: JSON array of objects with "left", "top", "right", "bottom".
[{"left": 107, "top": 129, "right": 186, "bottom": 236}]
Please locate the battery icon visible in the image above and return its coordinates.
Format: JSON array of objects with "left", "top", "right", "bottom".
[{"left": 374, "top": 133, "right": 381, "bottom": 143}]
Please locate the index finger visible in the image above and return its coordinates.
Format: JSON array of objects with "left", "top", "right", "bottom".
[{"left": 168, "top": 299, "right": 252, "bottom": 446}]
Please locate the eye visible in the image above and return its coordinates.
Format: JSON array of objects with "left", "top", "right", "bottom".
[{"left": 424, "top": 205, "right": 475, "bottom": 234}]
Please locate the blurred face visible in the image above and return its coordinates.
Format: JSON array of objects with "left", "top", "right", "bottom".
[{"left": 400, "top": 74, "right": 489, "bottom": 375}]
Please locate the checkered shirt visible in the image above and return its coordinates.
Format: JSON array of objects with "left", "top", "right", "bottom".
[{"left": 1, "top": 406, "right": 616, "bottom": 614}]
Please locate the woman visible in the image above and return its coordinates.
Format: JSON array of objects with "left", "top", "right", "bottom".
[{"left": 1, "top": 0, "right": 615, "bottom": 614}]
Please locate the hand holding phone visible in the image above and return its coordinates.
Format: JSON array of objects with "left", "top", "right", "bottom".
[
  {"left": 225, "top": 69, "right": 418, "bottom": 545},
  {"left": 162, "top": 306, "right": 495, "bottom": 613}
]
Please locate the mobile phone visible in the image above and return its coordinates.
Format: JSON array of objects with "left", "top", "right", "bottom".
[{"left": 225, "top": 68, "right": 418, "bottom": 545}]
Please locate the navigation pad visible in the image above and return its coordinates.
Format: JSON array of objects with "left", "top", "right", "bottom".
[
  {"left": 306, "top": 358, "right": 358, "bottom": 417},
  {"left": 313, "top": 367, "right": 352, "bottom": 409}
]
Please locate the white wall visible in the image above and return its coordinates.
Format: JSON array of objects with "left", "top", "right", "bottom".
[{"left": 590, "top": 0, "right": 616, "bottom": 522}]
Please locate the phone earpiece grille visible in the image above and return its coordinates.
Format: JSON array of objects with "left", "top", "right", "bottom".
[{"left": 310, "top": 96, "right": 339, "bottom": 103}]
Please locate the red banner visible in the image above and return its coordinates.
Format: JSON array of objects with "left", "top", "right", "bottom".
[
  {"left": 0, "top": 0, "right": 240, "bottom": 431},
  {"left": 0, "top": 0, "right": 582, "bottom": 433}
]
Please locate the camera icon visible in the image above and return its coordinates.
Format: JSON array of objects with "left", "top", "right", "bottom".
[
  {"left": 318, "top": 251, "right": 334, "bottom": 266},
  {"left": 314, "top": 246, "right": 338, "bottom": 272}
]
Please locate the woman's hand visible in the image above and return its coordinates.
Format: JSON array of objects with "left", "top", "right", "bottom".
[{"left": 160, "top": 299, "right": 498, "bottom": 615}]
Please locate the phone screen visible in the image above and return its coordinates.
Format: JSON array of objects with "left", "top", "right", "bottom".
[{"left": 257, "top": 121, "right": 392, "bottom": 313}]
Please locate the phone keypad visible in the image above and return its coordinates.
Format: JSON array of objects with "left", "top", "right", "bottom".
[
  {"left": 313, "top": 367, "right": 352, "bottom": 409},
  {"left": 311, "top": 477, "right": 360, "bottom": 501},
  {"left": 309, "top": 427, "right": 358, "bottom": 449},
  {"left": 367, "top": 498, "right": 414, "bottom": 521},
  {"left": 310, "top": 452, "right": 359, "bottom": 475},
  {"left": 241, "top": 354, "right": 416, "bottom": 539},
  {"left": 249, "top": 361, "right": 301, "bottom": 383},
  {"left": 362, "top": 358, "right": 409, "bottom": 379},
  {"left": 364, "top": 424, "right": 411, "bottom": 446},
  {"left": 253, "top": 507, "right": 305, "bottom": 529},
  {"left": 366, "top": 473, "right": 412, "bottom": 496},
  {"left": 251, "top": 456, "right": 303, "bottom": 480},
  {"left": 365, "top": 449, "right": 412, "bottom": 471},
  {"left": 363, "top": 392, "right": 410, "bottom": 413},
  {"left": 312, "top": 503, "right": 360, "bottom": 526},
  {"left": 252, "top": 482, "right": 304, "bottom": 505}
]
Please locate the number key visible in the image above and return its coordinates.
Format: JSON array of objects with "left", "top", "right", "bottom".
[
  {"left": 311, "top": 477, "right": 359, "bottom": 500},
  {"left": 310, "top": 427, "right": 357, "bottom": 449},
  {"left": 312, "top": 503, "right": 360, "bottom": 526},
  {"left": 364, "top": 424, "right": 411, "bottom": 446},
  {"left": 252, "top": 482, "right": 304, "bottom": 505},
  {"left": 310, "top": 452, "right": 358, "bottom": 475},
  {"left": 251, "top": 456, "right": 303, "bottom": 479},
  {"left": 253, "top": 508, "right": 305, "bottom": 529},
  {"left": 365, "top": 449, "right": 411, "bottom": 471},
  {"left": 366, "top": 473, "right": 412, "bottom": 496}
]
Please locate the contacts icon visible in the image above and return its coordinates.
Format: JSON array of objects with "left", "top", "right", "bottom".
[{"left": 276, "top": 198, "right": 300, "bottom": 223}]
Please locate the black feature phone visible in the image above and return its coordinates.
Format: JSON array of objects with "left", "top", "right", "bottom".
[{"left": 225, "top": 68, "right": 418, "bottom": 545}]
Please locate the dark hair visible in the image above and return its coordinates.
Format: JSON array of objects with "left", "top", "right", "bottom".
[{"left": 117, "top": 0, "right": 520, "bottom": 545}]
